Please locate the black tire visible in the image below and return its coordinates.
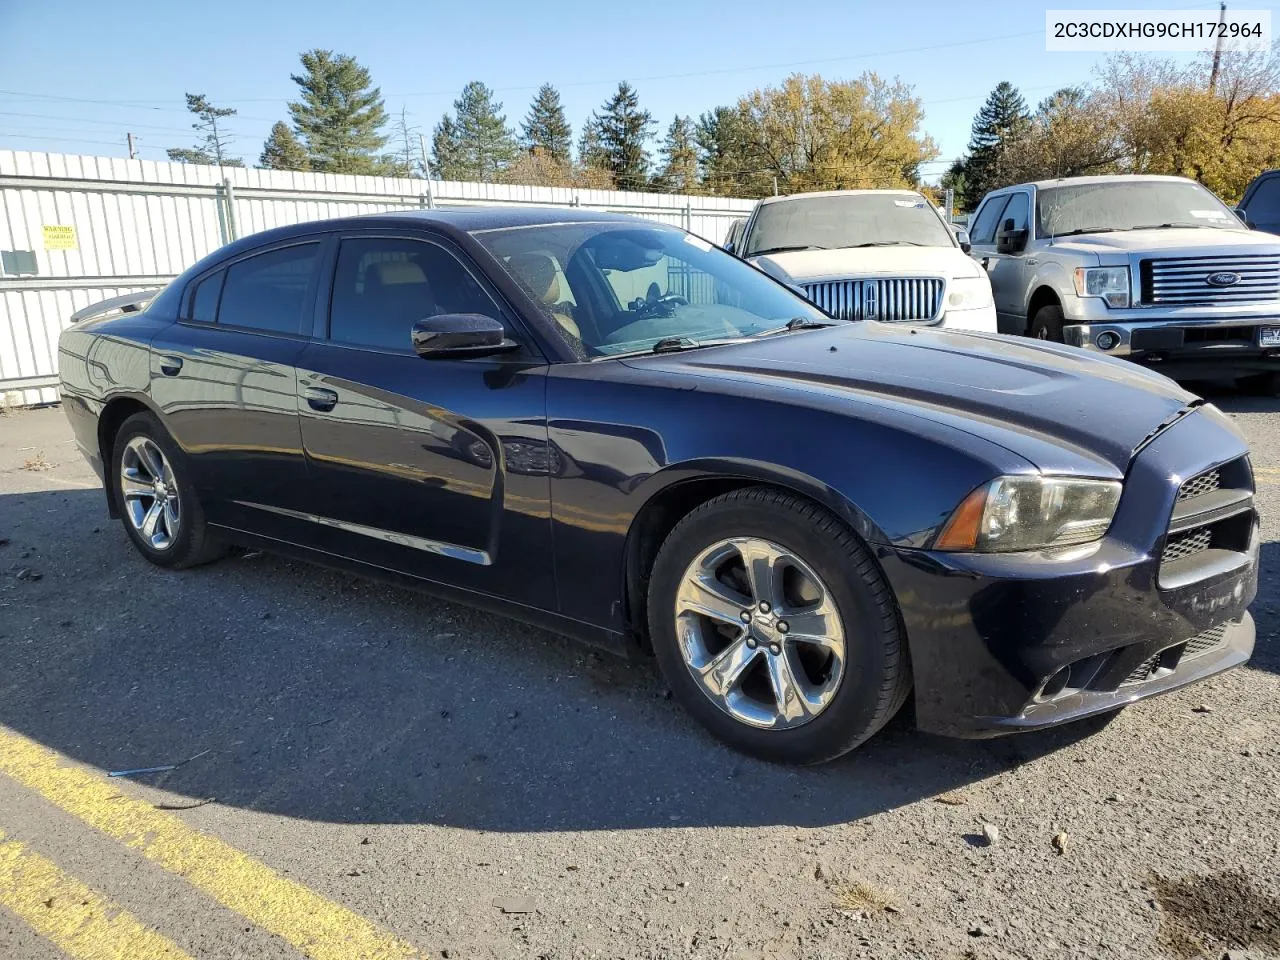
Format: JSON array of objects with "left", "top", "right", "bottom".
[
  {"left": 109, "top": 411, "right": 227, "bottom": 569},
  {"left": 1237, "top": 371, "right": 1280, "bottom": 395},
  {"left": 1029, "top": 304, "right": 1065, "bottom": 342},
  {"left": 646, "top": 487, "right": 911, "bottom": 764}
]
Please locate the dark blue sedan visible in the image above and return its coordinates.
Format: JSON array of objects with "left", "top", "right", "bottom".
[{"left": 58, "top": 208, "right": 1258, "bottom": 763}]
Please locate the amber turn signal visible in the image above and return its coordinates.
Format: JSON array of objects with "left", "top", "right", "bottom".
[{"left": 934, "top": 485, "right": 987, "bottom": 551}]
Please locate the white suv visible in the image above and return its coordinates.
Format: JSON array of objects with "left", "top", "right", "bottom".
[{"left": 725, "top": 190, "right": 997, "bottom": 333}]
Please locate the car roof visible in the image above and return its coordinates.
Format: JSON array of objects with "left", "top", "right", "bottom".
[
  {"left": 994, "top": 174, "right": 1200, "bottom": 193},
  {"left": 204, "top": 206, "right": 662, "bottom": 262},
  {"left": 757, "top": 188, "right": 925, "bottom": 206}
]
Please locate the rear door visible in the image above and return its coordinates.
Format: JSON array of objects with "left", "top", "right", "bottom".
[
  {"left": 149, "top": 239, "right": 323, "bottom": 540},
  {"left": 294, "top": 228, "right": 555, "bottom": 606}
]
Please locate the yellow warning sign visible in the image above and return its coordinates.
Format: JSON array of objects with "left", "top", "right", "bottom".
[{"left": 42, "top": 225, "right": 78, "bottom": 250}]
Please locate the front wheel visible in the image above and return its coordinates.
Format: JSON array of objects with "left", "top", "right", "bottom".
[
  {"left": 1237, "top": 371, "right": 1280, "bottom": 395},
  {"left": 1029, "top": 304, "right": 1065, "bottom": 342},
  {"left": 646, "top": 487, "right": 911, "bottom": 764},
  {"left": 110, "top": 411, "right": 226, "bottom": 569}
]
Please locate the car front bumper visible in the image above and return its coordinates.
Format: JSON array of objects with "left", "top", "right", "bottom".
[
  {"left": 1063, "top": 315, "right": 1280, "bottom": 371},
  {"left": 876, "top": 404, "right": 1259, "bottom": 738}
]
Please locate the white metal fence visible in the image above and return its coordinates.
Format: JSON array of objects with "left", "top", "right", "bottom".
[{"left": 0, "top": 150, "right": 756, "bottom": 406}]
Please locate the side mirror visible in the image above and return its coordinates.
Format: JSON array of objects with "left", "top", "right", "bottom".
[
  {"left": 723, "top": 239, "right": 736, "bottom": 255},
  {"left": 953, "top": 227, "right": 972, "bottom": 254},
  {"left": 411, "top": 314, "right": 519, "bottom": 359},
  {"left": 996, "top": 217, "right": 1028, "bottom": 254},
  {"left": 1235, "top": 207, "right": 1257, "bottom": 229}
]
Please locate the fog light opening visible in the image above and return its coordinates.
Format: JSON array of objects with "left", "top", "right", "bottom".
[
  {"left": 1039, "top": 666, "right": 1071, "bottom": 701},
  {"left": 1095, "top": 331, "right": 1120, "bottom": 351}
]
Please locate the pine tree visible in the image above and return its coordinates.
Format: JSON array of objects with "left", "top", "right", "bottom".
[
  {"left": 259, "top": 121, "right": 311, "bottom": 171},
  {"left": 954, "top": 81, "right": 1030, "bottom": 208},
  {"left": 695, "top": 106, "right": 761, "bottom": 195},
  {"left": 655, "top": 115, "right": 699, "bottom": 193},
  {"left": 287, "top": 49, "right": 389, "bottom": 175},
  {"left": 432, "top": 114, "right": 466, "bottom": 180},
  {"left": 521, "top": 84, "right": 573, "bottom": 164},
  {"left": 167, "top": 93, "right": 243, "bottom": 168},
  {"left": 577, "top": 115, "right": 607, "bottom": 168},
  {"left": 595, "top": 82, "right": 655, "bottom": 191},
  {"left": 433, "top": 82, "right": 518, "bottom": 182}
]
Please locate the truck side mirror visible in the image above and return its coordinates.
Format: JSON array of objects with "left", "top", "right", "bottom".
[{"left": 996, "top": 218, "right": 1028, "bottom": 255}]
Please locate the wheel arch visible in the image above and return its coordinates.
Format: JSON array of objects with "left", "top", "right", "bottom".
[
  {"left": 1027, "top": 285, "right": 1062, "bottom": 327},
  {"left": 96, "top": 394, "right": 161, "bottom": 518},
  {"left": 620, "top": 461, "right": 889, "bottom": 652}
]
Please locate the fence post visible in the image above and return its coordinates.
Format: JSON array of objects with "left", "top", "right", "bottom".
[
  {"left": 684, "top": 200, "right": 692, "bottom": 232},
  {"left": 222, "top": 178, "right": 239, "bottom": 241}
]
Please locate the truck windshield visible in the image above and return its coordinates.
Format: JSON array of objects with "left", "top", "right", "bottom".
[
  {"left": 743, "top": 193, "right": 955, "bottom": 256},
  {"left": 1037, "top": 181, "right": 1242, "bottom": 237}
]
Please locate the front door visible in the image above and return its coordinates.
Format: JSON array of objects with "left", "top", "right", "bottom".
[
  {"left": 294, "top": 231, "right": 555, "bottom": 607},
  {"left": 984, "top": 191, "right": 1032, "bottom": 334}
]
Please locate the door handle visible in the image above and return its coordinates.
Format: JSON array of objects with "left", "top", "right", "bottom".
[
  {"left": 159, "top": 355, "right": 183, "bottom": 376},
  {"left": 303, "top": 386, "right": 338, "bottom": 412}
]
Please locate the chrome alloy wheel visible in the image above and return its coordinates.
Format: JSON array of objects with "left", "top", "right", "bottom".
[
  {"left": 673, "top": 537, "right": 846, "bottom": 730},
  {"left": 120, "top": 436, "right": 180, "bottom": 550}
]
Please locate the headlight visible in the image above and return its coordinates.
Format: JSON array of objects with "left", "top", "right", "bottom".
[
  {"left": 935, "top": 475, "right": 1122, "bottom": 552},
  {"left": 1073, "top": 267, "right": 1130, "bottom": 308},
  {"left": 946, "top": 276, "right": 993, "bottom": 310}
]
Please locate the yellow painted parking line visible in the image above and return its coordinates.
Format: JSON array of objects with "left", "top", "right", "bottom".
[
  {"left": 0, "top": 730, "right": 421, "bottom": 960},
  {"left": 0, "top": 829, "right": 195, "bottom": 960}
]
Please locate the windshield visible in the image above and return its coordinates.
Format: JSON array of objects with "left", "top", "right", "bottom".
[
  {"left": 743, "top": 193, "right": 955, "bottom": 256},
  {"left": 1037, "top": 180, "right": 1242, "bottom": 237},
  {"left": 472, "top": 222, "right": 832, "bottom": 357}
]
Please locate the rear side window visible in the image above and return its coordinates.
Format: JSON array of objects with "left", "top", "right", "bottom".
[
  {"left": 188, "top": 270, "right": 224, "bottom": 323},
  {"left": 217, "top": 243, "right": 320, "bottom": 335},
  {"left": 328, "top": 237, "right": 502, "bottom": 351},
  {"left": 968, "top": 195, "right": 1010, "bottom": 244}
]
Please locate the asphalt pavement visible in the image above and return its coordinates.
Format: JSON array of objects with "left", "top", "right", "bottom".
[{"left": 0, "top": 394, "right": 1277, "bottom": 960}]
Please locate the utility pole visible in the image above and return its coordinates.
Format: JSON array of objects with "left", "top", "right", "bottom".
[
  {"left": 1209, "top": 1, "right": 1227, "bottom": 93},
  {"left": 418, "top": 133, "right": 435, "bottom": 208},
  {"left": 126, "top": 132, "right": 137, "bottom": 160}
]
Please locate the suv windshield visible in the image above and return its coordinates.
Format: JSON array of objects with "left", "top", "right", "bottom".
[
  {"left": 743, "top": 193, "right": 955, "bottom": 256},
  {"left": 1037, "top": 180, "right": 1242, "bottom": 237},
  {"left": 472, "top": 222, "right": 831, "bottom": 358}
]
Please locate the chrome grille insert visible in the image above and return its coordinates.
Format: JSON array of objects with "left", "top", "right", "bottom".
[
  {"left": 1162, "top": 527, "right": 1212, "bottom": 564},
  {"left": 1177, "top": 469, "right": 1221, "bottom": 502},
  {"left": 1142, "top": 254, "right": 1280, "bottom": 306},
  {"left": 801, "top": 277, "right": 944, "bottom": 323}
]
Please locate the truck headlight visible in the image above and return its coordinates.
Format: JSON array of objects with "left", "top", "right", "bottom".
[
  {"left": 935, "top": 476, "right": 1122, "bottom": 552},
  {"left": 946, "top": 276, "right": 993, "bottom": 310},
  {"left": 1073, "top": 267, "right": 1130, "bottom": 308}
]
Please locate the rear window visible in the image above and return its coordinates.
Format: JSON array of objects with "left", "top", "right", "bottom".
[
  {"left": 217, "top": 243, "right": 319, "bottom": 334},
  {"left": 188, "top": 270, "right": 224, "bottom": 323}
]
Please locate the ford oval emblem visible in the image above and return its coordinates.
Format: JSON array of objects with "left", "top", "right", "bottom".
[{"left": 1206, "top": 271, "right": 1242, "bottom": 286}]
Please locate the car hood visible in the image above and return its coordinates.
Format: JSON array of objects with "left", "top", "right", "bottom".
[
  {"left": 625, "top": 323, "right": 1196, "bottom": 474},
  {"left": 1048, "top": 227, "right": 1280, "bottom": 259},
  {"left": 749, "top": 246, "right": 981, "bottom": 283}
]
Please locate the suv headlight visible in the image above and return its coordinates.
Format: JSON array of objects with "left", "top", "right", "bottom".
[
  {"left": 935, "top": 475, "right": 1122, "bottom": 552},
  {"left": 946, "top": 276, "right": 993, "bottom": 310},
  {"left": 1073, "top": 267, "right": 1130, "bottom": 308}
]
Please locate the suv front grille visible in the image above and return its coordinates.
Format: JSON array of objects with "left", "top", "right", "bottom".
[
  {"left": 801, "top": 277, "right": 944, "bottom": 323},
  {"left": 1162, "top": 527, "right": 1211, "bottom": 564},
  {"left": 1177, "top": 469, "right": 1221, "bottom": 501},
  {"left": 1141, "top": 254, "right": 1280, "bottom": 306}
]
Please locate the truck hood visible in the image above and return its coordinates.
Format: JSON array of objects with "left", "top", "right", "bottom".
[
  {"left": 626, "top": 323, "right": 1196, "bottom": 474},
  {"left": 750, "top": 246, "right": 982, "bottom": 283},
  {"left": 1049, "top": 227, "right": 1280, "bottom": 259}
]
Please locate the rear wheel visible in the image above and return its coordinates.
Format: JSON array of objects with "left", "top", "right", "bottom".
[
  {"left": 110, "top": 412, "right": 226, "bottom": 569},
  {"left": 1029, "top": 304, "right": 1065, "bottom": 342},
  {"left": 646, "top": 487, "right": 910, "bottom": 764}
]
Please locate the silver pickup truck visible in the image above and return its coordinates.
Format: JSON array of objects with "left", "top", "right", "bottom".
[{"left": 970, "top": 174, "right": 1280, "bottom": 389}]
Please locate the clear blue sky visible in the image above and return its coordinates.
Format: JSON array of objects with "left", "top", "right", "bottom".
[{"left": 2, "top": 0, "right": 1276, "bottom": 185}]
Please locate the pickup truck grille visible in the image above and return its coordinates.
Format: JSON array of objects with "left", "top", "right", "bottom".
[
  {"left": 1140, "top": 254, "right": 1280, "bottom": 306},
  {"left": 1158, "top": 458, "right": 1256, "bottom": 589},
  {"left": 800, "top": 278, "right": 944, "bottom": 323}
]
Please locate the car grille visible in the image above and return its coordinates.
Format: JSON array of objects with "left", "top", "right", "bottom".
[
  {"left": 1140, "top": 254, "right": 1280, "bottom": 306},
  {"left": 1119, "top": 621, "right": 1234, "bottom": 687},
  {"left": 1177, "top": 469, "right": 1220, "bottom": 501},
  {"left": 1162, "top": 527, "right": 1211, "bottom": 564},
  {"left": 800, "top": 277, "right": 944, "bottom": 323},
  {"left": 1158, "top": 459, "right": 1256, "bottom": 589}
]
